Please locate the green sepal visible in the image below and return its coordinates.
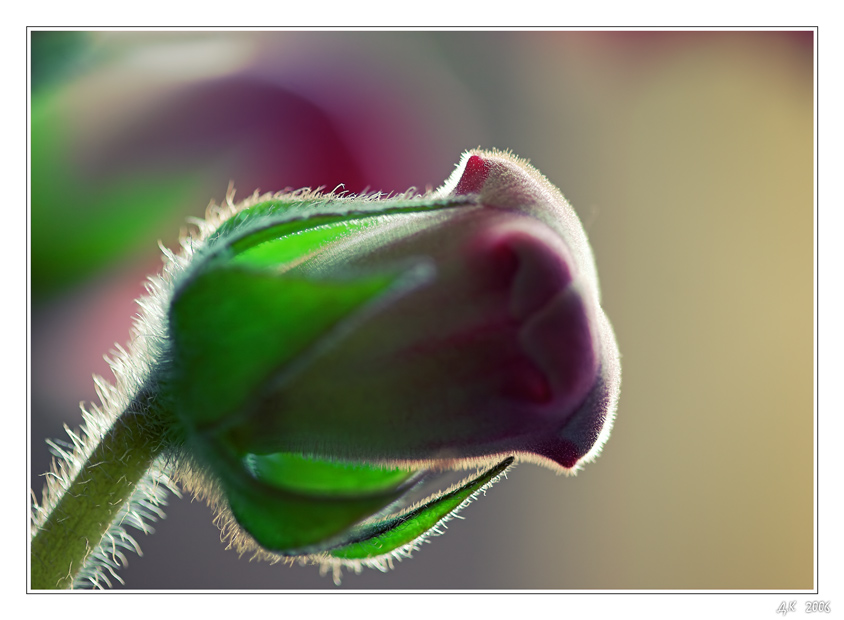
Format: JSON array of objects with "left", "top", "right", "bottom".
[
  {"left": 329, "top": 457, "right": 514, "bottom": 561},
  {"left": 199, "top": 442, "right": 420, "bottom": 552},
  {"left": 225, "top": 481, "right": 408, "bottom": 553},
  {"left": 168, "top": 265, "right": 398, "bottom": 429},
  {"left": 244, "top": 452, "right": 418, "bottom": 496},
  {"left": 205, "top": 194, "right": 476, "bottom": 261},
  {"left": 229, "top": 217, "right": 378, "bottom": 270}
]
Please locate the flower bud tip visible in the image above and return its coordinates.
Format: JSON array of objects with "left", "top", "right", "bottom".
[{"left": 454, "top": 154, "right": 490, "bottom": 195}]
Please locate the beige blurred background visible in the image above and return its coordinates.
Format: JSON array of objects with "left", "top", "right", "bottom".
[{"left": 30, "top": 30, "right": 814, "bottom": 589}]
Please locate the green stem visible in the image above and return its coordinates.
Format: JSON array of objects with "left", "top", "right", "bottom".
[{"left": 30, "top": 395, "right": 168, "bottom": 590}]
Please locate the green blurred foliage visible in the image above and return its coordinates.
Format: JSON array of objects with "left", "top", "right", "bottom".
[
  {"left": 30, "top": 92, "right": 205, "bottom": 301},
  {"left": 30, "top": 31, "right": 89, "bottom": 94}
]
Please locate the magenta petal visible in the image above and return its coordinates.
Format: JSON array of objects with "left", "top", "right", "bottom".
[{"left": 453, "top": 154, "right": 490, "bottom": 195}]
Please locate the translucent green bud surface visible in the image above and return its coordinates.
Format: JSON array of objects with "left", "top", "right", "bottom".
[{"left": 165, "top": 149, "right": 620, "bottom": 569}]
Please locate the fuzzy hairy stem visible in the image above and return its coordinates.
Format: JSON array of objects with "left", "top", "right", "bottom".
[{"left": 30, "top": 392, "right": 168, "bottom": 590}]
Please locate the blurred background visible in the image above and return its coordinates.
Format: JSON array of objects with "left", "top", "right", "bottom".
[{"left": 29, "top": 30, "right": 814, "bottom": 590}]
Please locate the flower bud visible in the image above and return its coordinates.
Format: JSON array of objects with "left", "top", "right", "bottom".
[{"left": 164, "top": 149, "right": 620, "bottom": 568}]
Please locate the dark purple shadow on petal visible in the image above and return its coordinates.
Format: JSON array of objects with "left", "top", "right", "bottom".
[
  {"left": 521, "top": 286, "right": 598, "bottom": 410},
  {"left": 529, "top": 312, "right": 620, "bottom": 471}
]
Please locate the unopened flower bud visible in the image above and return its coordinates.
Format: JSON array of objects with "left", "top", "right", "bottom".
[{"left": 163, "top": 149, "right": 621, "bottom": 569}]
